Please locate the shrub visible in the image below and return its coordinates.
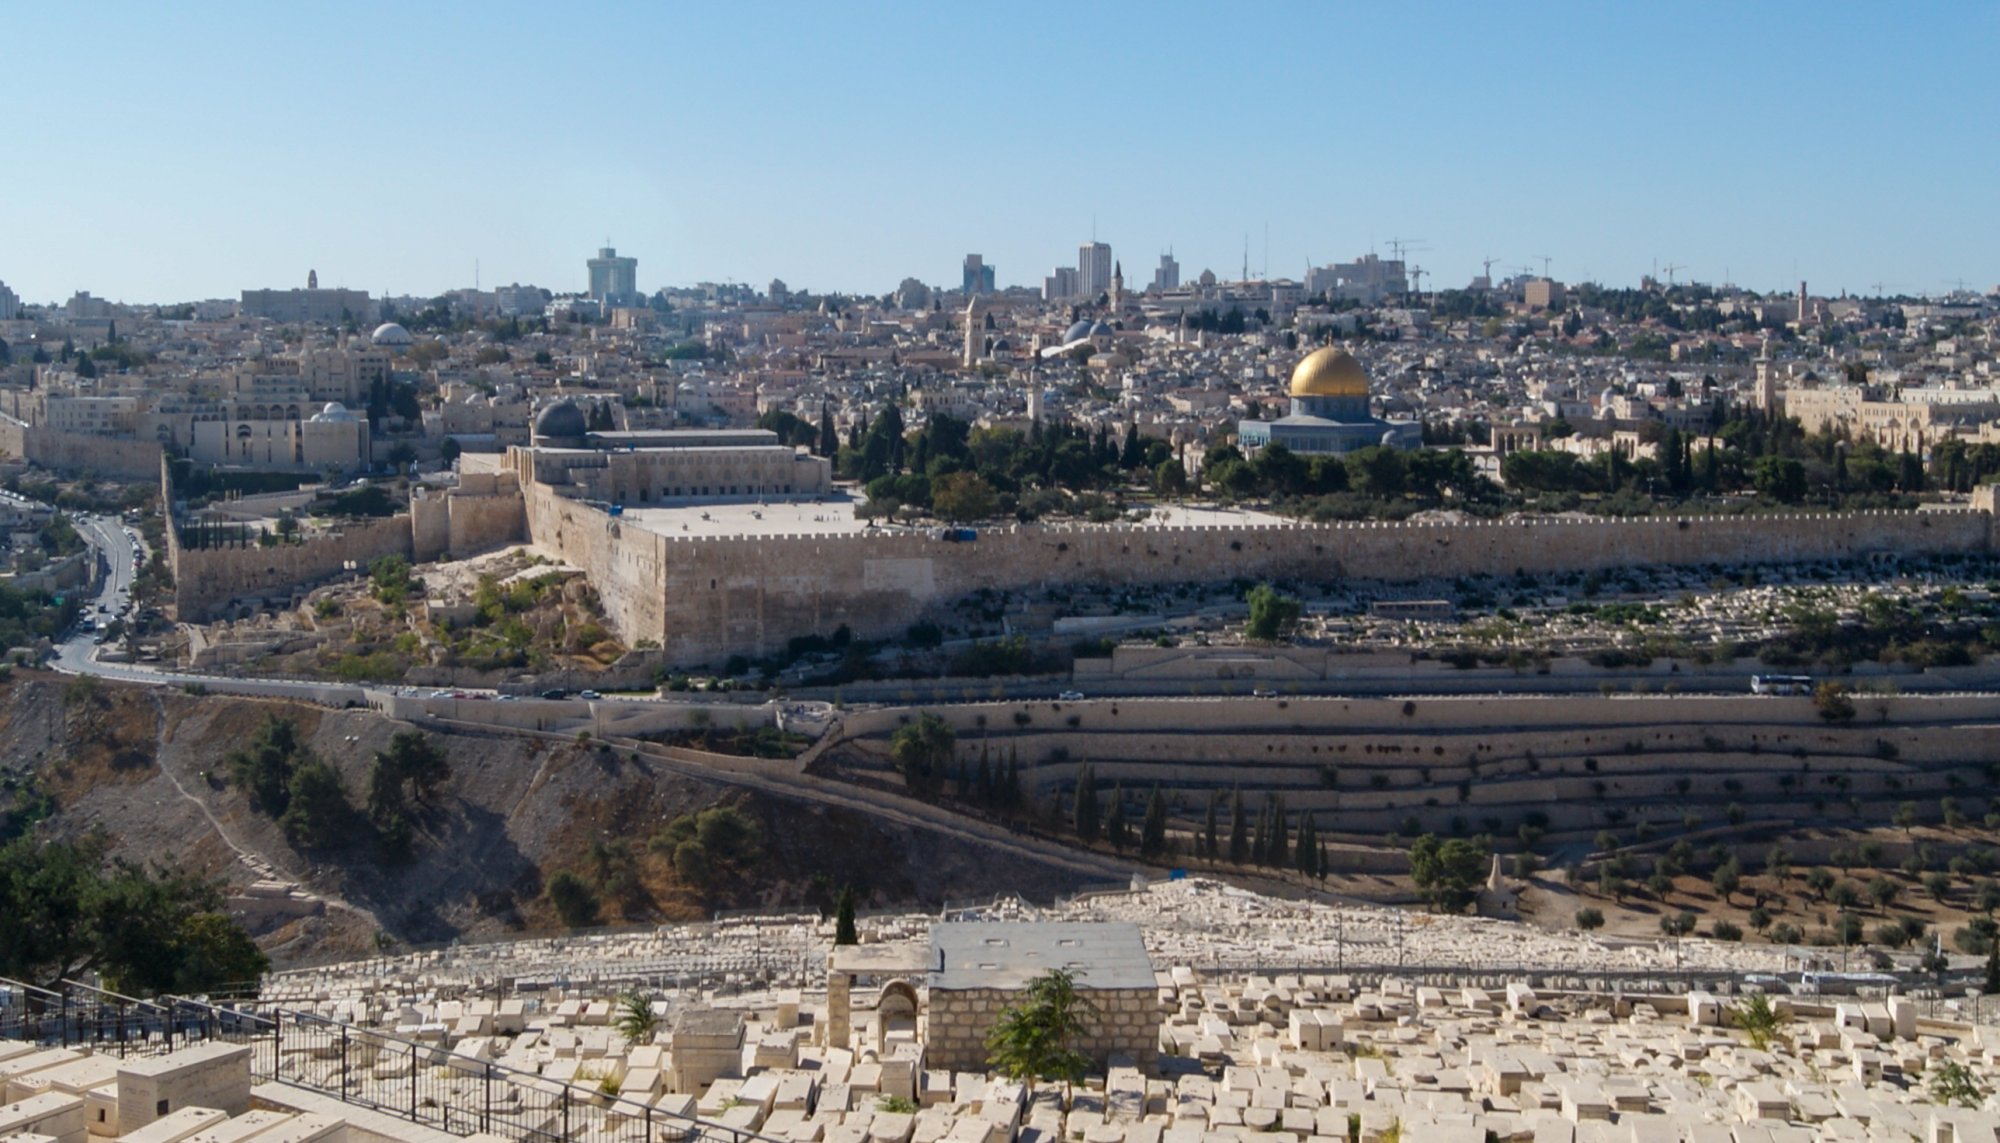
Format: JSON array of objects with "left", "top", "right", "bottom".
[{"left": 547, "top": 871, "right": 600, "bottom": 928}]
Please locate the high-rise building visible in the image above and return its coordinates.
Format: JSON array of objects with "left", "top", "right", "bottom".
[
  {"left": 1043, "top": 267, "right": 1078, "bottom": 302},
  {"left": 1151, "top": 253, "right": 1180, "bottom": 293},
  {"left": 1077, "top": 242, "right": 1113, "bottom": 300},
  {"left": 961, "top": 254, "right": 994, "bottom": 296},
  {"left": 587, "top": 245, "right": 640, "bottom": 307},
  {"left": 0, "top": 280, "right": 19, "bottom": 321}
]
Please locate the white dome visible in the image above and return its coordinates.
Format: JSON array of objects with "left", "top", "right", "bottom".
[
  {"left": 371, "top": 322, "right": 413, "bottom": 346},
  {"left": 311, "top": 401, "right": 359, "bottom": 423}
]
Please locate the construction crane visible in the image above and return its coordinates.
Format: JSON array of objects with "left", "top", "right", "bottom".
[
  {"left": 1383, "top": 237, "right": 1427, "bottom": 264},
  {"left": 1481, "top": 256, "right": 1502, "bottom": 284},
  {"left": 1534, "top": 255, "right": 1552, "bottom": 279},
  {"left": 1408, "top": 266, "right": 1427, "bottom": 297},
  {"left": 1661, "top": 263, "right": 1686, "bottom": 287}
]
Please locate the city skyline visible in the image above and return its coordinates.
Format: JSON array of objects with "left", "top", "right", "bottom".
[{"left": 2, "top": 1, "right": 1995, "bottom": 304}]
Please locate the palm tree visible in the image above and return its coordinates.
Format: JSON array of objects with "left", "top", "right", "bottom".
[{"left": 985, "top": 969, "right": 1099, "bottom": 1101}]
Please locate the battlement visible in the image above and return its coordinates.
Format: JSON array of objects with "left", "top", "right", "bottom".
[{"left": 519, "top": 477, "right": 1997, "bottom": 666}]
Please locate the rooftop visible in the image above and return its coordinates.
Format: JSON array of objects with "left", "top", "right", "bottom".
[{"left": 929, "top": 920, "right": 1153, "bottom": 991}]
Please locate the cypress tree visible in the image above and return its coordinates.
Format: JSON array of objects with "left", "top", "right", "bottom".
[
  {"left": 1268, "top": 794, "right": 1289, "bottom": 869},
  {"left": 1228, "top": 787, "right": 1248, "bottom": 864},
  {"left": 976, "top": 750, "right": 993, "bottom": 805},
  {"left": 1204, "top": 791, "right": 1220, "bottom": 860},
  {"left": 834, "top": 885, "right": 858, "bottom": 946},
  {"left": 1318, "top": 839, "right": 1330, "bottom": 883},
  {"left": 1073, "top": 766, "right": 1100, "bottom": 843},
  {"left": 1296, "top": 814, "right": 1318, "bottom": 878},
  {"left": 1106, "top": 783, "right": 1129, "bottom": 851},
  {"left": 1252, "top": 802, "right": 1270, "bottom": 866},
  {"left": 1005, "top": 753, "right": 1022, "bottom": 808},
  {"left": 1141, "top": 784, "right": 1168, "bottom": 859}
]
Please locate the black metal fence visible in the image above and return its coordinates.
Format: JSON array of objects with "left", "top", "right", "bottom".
[{"left": 0, "top": 977, "right": 785, "bottom": 1143}]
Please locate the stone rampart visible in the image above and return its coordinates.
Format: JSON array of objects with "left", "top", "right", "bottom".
[
  {"left": 411, "top": 473, "right": 527, "bottom": 563},
  {"left": 170, "top": 512, "right": 414, "bottom": 620},
  {"left": 519, "top": 481, "right": 1996, "bottom": 664},
  {"left": 0, "top": 415, "right": 163, "bottom": 480}
]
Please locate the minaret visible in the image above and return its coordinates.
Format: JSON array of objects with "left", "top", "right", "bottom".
[
  {"left": 307, "top": 269, "right": 318, "bottom": 289},
  {"left": 1110, "top": 261, "right": 1124, "bottom": 313},
  {"left": 1754, "top": 340, "right": 1778, "bottom": 417}
]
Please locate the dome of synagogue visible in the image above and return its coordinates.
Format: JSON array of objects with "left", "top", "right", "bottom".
[
  {"left": 534, "top": 399, "right": 588, "bottom": 441},
  {"left": 370, "top": 322, "right": 413, "bottom": 347},
  {"left": 1063, "top": 320, "right": 1096, "bottom": 345},
  {"left": 311, "top": 401, "right": 358, "bottom": 423},
  {"left": 1289, "top": 345, "right": 1370, "bottom": 399}
]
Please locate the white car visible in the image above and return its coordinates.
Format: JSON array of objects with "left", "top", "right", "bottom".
[{"left": 1057, "top": 690, "right": 1084, "bottom": 701}]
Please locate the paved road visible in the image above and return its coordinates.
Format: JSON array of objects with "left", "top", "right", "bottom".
[{"left": 50, "top": 515, "right": 370, "bottom": 703}]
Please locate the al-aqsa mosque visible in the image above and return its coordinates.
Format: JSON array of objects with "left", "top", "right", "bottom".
[{"left": 1237, "top": 345, "right": 1422, "bottom": 456}]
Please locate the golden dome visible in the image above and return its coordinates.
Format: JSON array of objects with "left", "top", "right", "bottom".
[{"left": 1289, "top": 346, "right": 1369, "bottom": 399}]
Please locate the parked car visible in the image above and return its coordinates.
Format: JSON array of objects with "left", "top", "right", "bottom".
[
  {"left": 1058, "top": 690, "right": 1084, "bottom": 701},
  {"left": 579, "top": 690, "right": 603, "bottom": 700}
]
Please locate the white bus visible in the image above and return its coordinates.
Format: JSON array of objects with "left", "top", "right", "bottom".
[{"left": 1751, "top": 674, "right": 1814, "bottom": 696}]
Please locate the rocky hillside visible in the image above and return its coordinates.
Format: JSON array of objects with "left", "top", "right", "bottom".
[{"left": 0, "top": 671, "right": 1093, "bottom": 967}]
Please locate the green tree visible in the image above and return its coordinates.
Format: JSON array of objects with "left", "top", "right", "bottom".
[
  {"left": 1140, "top": 785, "right": 1168, "bottom": 859},
  {"left": 0, "top": 835, "right": 264, "bottom": 994},
  {"left": 1575, "top": 906, "right": 1605, "bottom": 931},
  {"left": 546, "top": 870, "right": 600, "bottom": 928},
  {"left": 279, "top": 760, "right": 353, "bottom": 849},
  {"left": 1227, "top": 787, "right": 1247, "bottom": 864},
  {"left": 1295, "top": 813, "right": 1318, "bottom": 878},
  {"left": 1408, "top": 834, "right": 1490, "bottom": 914},
  {"left": 834, "top": 885, "right": 859, "bottom": 946},
  {"left": 931, "top": 471, "right": 998, "bottom": 523},
  {"left": 890, "top": 713, "right": 955, "bottom": 795},
  {"left": 1245, "top": 583, "right": 1302, "bottom": 641},
  {"left": 1267, "top": 794, "right": 1289, "bottom": 868},
  {"left": 1072, "top": 766, "right": 1101, "bottom": 843},
  {"left": 225, "top": 716, "right": 304, "bottom": 815},
  {"left": 613, "top": 990, "right": 659, "bottom": 1043},
  {"left": 1812, "top": 681, "right": 1856, "bottom": 722},
  {"left": 1751, "top": 455, "right": 1807, "bottom": 502},
  {"left": 1105, "top": 783, "right": 1129, "bottom": 851},
  {"left": 1711, "top": 858, "right": 1742, "bottom": 905},
  {"left": 1202, "top": 791, "right": 1220, "bottom": 859},
  {"left": 1731, "top": 992, "right": 1784, "bottom": 1051},
  {"left": 1893, "top": 801, "right": 1918, "bottom": 833},
  {"left": 984, "top": 968, "right": 1099, "bottom": 1095}
]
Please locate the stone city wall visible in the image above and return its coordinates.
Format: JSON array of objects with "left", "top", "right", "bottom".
[
  {"left": 519, "top": 482, "right": 1995, "bottom": 664},
  {"left": 170, "top": 511, "right": 414, "bottom": 620},
  {"left": 410, "top": 471, "right": 527, "bottom": 563},
  {"left": 925, "top": 985, "right": 1159, "bottom": 1073},
  {"left": 0, "top": 415, "right": 164, "bottom": 480}
]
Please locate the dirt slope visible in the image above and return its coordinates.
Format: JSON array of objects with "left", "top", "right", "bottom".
[{"left": 0, "top": 672, "right": 1091, "bottom": 966}]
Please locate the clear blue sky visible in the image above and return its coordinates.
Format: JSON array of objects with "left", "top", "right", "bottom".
[{"left": 5, "top": 1, "right": 1994, "bottom": 304}]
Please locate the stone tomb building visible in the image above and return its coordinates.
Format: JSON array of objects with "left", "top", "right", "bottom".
[{"left": 924, "top": 921, "right": 1159, "bottom": 1073}]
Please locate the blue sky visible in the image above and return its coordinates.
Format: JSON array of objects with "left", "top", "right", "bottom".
[{"left": 4, "top": 1, "right": 1994, "bottom": 304}]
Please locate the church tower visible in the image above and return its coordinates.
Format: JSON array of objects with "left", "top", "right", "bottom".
[
  {"left": 1110, "top": 261, "right": 1124, "bottom": 313},
  {"left": 1754, "top": 341, "right": 1778, "bottom": 417},
  {"left": 962, "top": 295, "right": 983, "bottom": 369}
]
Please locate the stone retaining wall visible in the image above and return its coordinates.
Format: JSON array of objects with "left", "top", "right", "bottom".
[{"left": 924, "top": 985, "right": 1159, "bottom": 1073}]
